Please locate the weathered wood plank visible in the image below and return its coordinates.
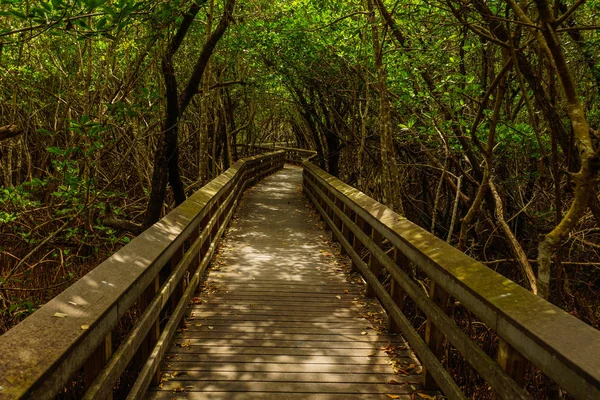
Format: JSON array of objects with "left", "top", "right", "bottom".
[
  {"left": 154, "top": 380, "right": 417, "bottom": 394},
  {"left": 174, "top": 332, "right": 400, "bottom": 342},
  {"left": 166, "top": 346, "right": 396, "bottom": 357},
  {"left": 170, "top": 338, "right": 397, "bottom": 349},
  {"left": 158, "top": 371, "right": 413, "bottom": 383},
  {"left": 162, "top": 354, "right": 403, "bottom": 365},
  {"left": 147, "top": 392, "right": 413, "bottom": 400},
  {"left": 160, "top": 361, "right": 408, "bottom": 373}
]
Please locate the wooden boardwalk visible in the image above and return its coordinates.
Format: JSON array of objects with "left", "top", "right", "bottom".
[{"left": 147, "top": 165, "right": 421, "bottom": 399}]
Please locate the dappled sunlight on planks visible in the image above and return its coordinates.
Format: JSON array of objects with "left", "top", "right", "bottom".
[{"left": 147, "top": 165, "right": 420, "bottom": 399}]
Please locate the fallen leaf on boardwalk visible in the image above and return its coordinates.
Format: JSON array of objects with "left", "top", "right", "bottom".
[
  {"left": 361, "top": 331, "right": 368, "bottom": 335},
  {"left": 344, "top": 289, "right": 350, "bottom": 293},
  {"left": 386, "top": 395, "right": 400, "bottom": 399},
  {"left": 190, "top": 297, "right": 202, "bottom": 305},
  {"left": 387, "top": 379, "right": 401, "bottom": 385},
  {"left": 195, "top": 324, "right": 203, "bottom": 327},
  {"left": 208, "top": 326, "right": 214, "bottom": 330},
  {"left": 336, "top": 295, "right": 342, "bottom": 299},
  {"left": 176, "top": 341, "right": 191, "bottom": 348},
  {"left": 174, "top": 386, "right": 185, "bottom": 393},
  {"left": 80, "top": 325, "right": 89, "bottom": 330},
  {"left": 416, "top": 393, "right": 435, "bottom": 399},
  {"left": 53, "top": 313, "right": 67, "bottom": 318}
]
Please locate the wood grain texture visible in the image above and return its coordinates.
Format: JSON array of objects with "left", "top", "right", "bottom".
[{"left": 147, "top": 166, "right": 420, "bottom": 399}]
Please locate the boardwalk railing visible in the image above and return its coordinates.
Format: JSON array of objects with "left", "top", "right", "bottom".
[
  {"left": 234, "top": 143, "right": 274, "bottom": 158},
  {"left": 0, "top": 151, "right": 285, "bottom": 400},
  {"left": 278, "top": 147, "right": 316, "bottom": 164},
  {"left": 302, "top": 160, "right": 600, "bottom": 400},
  {"left": 234, "top": 144, "right": 315, "bottom": 164}
]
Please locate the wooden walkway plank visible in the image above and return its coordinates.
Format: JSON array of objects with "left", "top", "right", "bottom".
[
  {"left": 147, "top": 393, "right": 413, "bottom": 400},
  {"left": 147, "top": 165, "right": 420, "bottom": 399}
]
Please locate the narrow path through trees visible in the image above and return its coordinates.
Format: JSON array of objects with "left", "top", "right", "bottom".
[{"left": 149, "top": 166, "right": 421, "bottom": 399}]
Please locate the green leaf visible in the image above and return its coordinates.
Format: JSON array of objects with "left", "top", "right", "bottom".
[{"left": 46, "top": 146, "right": 63, "bottom": 155}]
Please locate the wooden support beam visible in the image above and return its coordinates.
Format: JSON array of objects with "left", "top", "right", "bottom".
[
  {"left": 352, "top": 215, "right": 367, "bottom": 273},
  {"left": 421, "top": 283, "right": 451, "bottom": 390},
  {"left": 170, "top": 247, "right": 185, "bottom": 313},
  {"left": 84, "top": 335, "right": 113, "bottom": 397},
  {"left": 497, "top": 338, "right": 527, "bottom": 388},
  {"left": 340, "top": 204, "right": 351, "bottom": 256},
  {"left": 389, "top": 248, "right": 409, "bottom": 333}
]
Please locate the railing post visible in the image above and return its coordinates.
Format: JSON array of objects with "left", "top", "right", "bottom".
[
  {"left": 218, "top": 196, "right": 225, "bottom": 228},
  {"left": 389, "top": 249, "right": 409, "bottom": 333},
  {"left": 189, "top": 227, "right": 201, "bottom": 292},
  {"left": 340, "top": 204, "right": 351, "bottom": 256},
  {"left": 210, "top": 202, "right": 219, "bottom": 240},
  {"left": 317, "top": 183, "right": 327, "bottom": 223},
  {"left": 137, "top": 275, "right": 161, "bottom": 385},
  {"left": 497, "top": 338, "right": 527, "bottom": 388},
  {"left": 331, "top": 197, "right": 341, "bottom": 244},
  {"left": 200, "top": 214, "right": 210, "bottom": 268},
  {"left": 366, "top": 229, "right": 383, "bottom": 297},
  {"left": 334, "top": 198, "right": 344, "bottom": 232},
  {"left": 327, "top": 191, "right": 335, "bottom": 220},
  {"left": 170, "top": 246, "right": 185, "bottom": 312},
  {"left": 84, "top": 334, "right": 113, "bottom": 398},
  {"left": 328, "top": 192, "right": 338, "bottom": 243},
  {"left": 423, "top": 281, "right": 450, "bottom": 390},
  {"left": 351, "top": 214, "right": 368, "bottom": 273}
]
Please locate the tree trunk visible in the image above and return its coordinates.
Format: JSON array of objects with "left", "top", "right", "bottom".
[
  {"left": 144, "top": 0, "right": 236, "bottom": 228},
  {"left": 367, "top": 0, "right": 404, "bottom": 215}
]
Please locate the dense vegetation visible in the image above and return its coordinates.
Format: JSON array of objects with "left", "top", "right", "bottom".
[{"left": 1, "top": 0, "right": 599, "bottom": 396}]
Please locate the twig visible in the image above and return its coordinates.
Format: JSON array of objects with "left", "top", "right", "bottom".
[
  {"left": 447, "top": 175, "right": 462, "bottom": 244},
  {"left": 2, "top": 279, "right": 75, "bottom": 292}
]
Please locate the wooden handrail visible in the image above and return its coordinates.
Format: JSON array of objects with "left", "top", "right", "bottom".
[
  {"left": 277, "top": 147, "right": 317, "bottom": 164},
  {"left": 302, "top": 160, "right": 600, "bottom": 400},
  {"left": 234, "top": 144, "right": 316, "bottom": 164},
  {"left": 0, "top": 151, "right": 285, "bottom": 399}
]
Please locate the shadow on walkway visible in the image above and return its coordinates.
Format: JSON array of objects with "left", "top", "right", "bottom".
[{"left": 147, "top": 165, "right": 420, "bottom": 399}]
